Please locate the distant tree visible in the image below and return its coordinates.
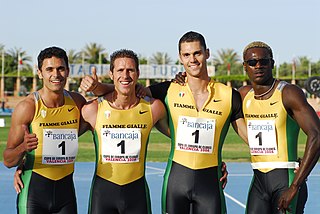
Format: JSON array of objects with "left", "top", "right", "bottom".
[
  {"left": 82, "top": 43, "right": 107, "bottom": 64},
  {"left": 313, "top": 60, "right": 320, "bottom": 76},
  {"left": 296, "top": 56, "right": 311, "bottom": 76},
  {"left": 6, "top": 48, "right": 32, "bottom": 75},
  {"left": 150, "top": 52, "right": 172, "bottom": 64},
  {"left": 212, "top": 48, "right": 242, "bottom": 75},
  {"left": 68, "top": 49, "right": 82, "bottom": 64},
  {"left": 138, "top": 54, "right": 148, "bottom": 65}
]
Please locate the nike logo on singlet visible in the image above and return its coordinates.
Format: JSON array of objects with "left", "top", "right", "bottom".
[
  {"left": 68, "top": 107, "right": 75, "bottom": 112},
  {"left": 270, "top": 101, "right": 278, "bottom": 105},
  {"left": 139, "top": 110, "right": 148, "bottom": 114},
  {"left": 213, "top": 99, "right": 221, "bottom": 102}
]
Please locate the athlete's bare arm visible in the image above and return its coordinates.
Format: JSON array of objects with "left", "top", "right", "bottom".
[
  {"left": 80, "top": 67, "right": 115, "bottom": 96},
  {"left": 81, "top": 98, "right": 99, "bottom": 132},
  {"left": 150, "top": 98, "right": 170, "bottom": 137},
  {"left": 80, "top": 67, "right": 149, "bottom": 98},
  {"left": 3, "top": 95, "right": 37, "bottom": 168},
  {"left": 69, "top": 91, "right": 91, "bottom": 136},
  {"left": 278, "top": 84, "right": 320, "bottom": 212},
  {"left": 231, "top": 118, "right": 248, "bottom": 145}
]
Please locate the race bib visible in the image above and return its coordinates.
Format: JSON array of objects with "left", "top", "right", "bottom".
[
  {"left": 42, "top": 129, "right": 78, "bottom": 164},
  {"left": 101, "top": 128, "right": 141, "bottom": 163},
  {"left": 176, "top": 116, "right": 215, "bottom": 153},
  {"left": 247, "top": 120, "right": 278, "bottom": 155}
]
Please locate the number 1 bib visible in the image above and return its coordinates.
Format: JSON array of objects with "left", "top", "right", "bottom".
[
  {"left": 247, "top": 120, "right": 278, "bottom": 155},
  {"left": 101, "top": 128, "right": 141, "bottom": 163},
  {"left": 176, "top": 116, "right": 215, "bottom": 154},
  {"left": 42, "top": 129, "right": 78, "bottom": 164}
]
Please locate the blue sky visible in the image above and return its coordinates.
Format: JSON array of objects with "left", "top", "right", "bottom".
[{"left": 1, "top": 0, "right": 319, "bottom": 64}]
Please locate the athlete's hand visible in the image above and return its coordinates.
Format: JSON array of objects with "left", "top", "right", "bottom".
[
  {"left": 171, "top": 71, "right": 186, "bottom": 85},
  {"left": 80, "top": 67, "right": 99, "bottom": 92},
  {"left": 277, "top": 186, "right": 298, "bottom": 213},
  {"left": 22, "top": 124, "right": 38, "bottom": 152},
  {"left": 220, "top": 161, "right": 228, "bottom": 189},
  {"left": 13, "top": 165, "right": 24, "bottom": 194},
  {"left": 294, "top": 158, "right": 301, "bottom": 174}
]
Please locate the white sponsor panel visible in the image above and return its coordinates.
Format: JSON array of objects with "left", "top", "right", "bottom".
[
  {"left": 101, "top": 128, "right": 141, "bottom": 163},
  {"left": 247, "top": 120, "right": 278, "bottom": 155},
  {"left": 42, "top": 129, "right": 78, "bottom": 164},
  {"left": 176, "top": 116, "right": 215, "bottom": 154}
]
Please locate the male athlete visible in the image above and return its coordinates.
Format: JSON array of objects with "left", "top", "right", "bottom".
[
  {"left": 81, "top": 49, "right": 168, "bottom": 214},
  {"left": 3, "top": 47, "right": 87, "bottom": 213},
  {"left": 81, "top": 32, "right": 240, "bottom": 214},
  {"left": 239, "top": 41, "right": 320, "bottom": 214}
]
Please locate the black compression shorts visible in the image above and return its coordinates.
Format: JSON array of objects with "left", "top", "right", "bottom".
[
  {"left": 17, "top": 172, "right": 77, "bottom": 214},
  {"left": 163, "top": 161, "right": 226, "bottom": 214},
  {"left": 88, "top": 175, "right": 151, "bottom": 214},
  {"left": 246, "top": 169, "right": 307, "bottom": 214}
]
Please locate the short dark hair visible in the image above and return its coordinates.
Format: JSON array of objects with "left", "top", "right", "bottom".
[
  {"left": 37, "top": 46, "right": 69, "bottom": 70},
  {"left": 109, "top": 49, "right": 139, "bottom": 72},
  {"left": 178, "top": 31, "right": 207, "bottom": 53},
  {"left": 243, "top": 41, "right": 273, "bottom": 60}
]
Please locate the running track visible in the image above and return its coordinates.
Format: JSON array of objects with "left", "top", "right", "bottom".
[{"left": 1, "top": 162, "right": 319, "bottom": 213}]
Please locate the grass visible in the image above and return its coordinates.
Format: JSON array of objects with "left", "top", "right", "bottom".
[{"left": 0, "top": 116, "right": 308, "bottom": 162}]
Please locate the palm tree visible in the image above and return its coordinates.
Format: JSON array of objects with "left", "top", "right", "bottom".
[
  {"left": 138, "top": 54, "right": 148, "bottom": 65},
  {"left": 212, "top": 48, "right": 241, "bottom": 75},
  {"left": 150, "top": 52, "right": 172, "bottom": 64},
  {"left": 82, "top": 43, "right": 107, "bottom": 64},
  {"left": 6, "top": 48, "right": 32, "bottom": 74},
  {"left": 68, "top": 49, "right": 82, "bottom": 64}
]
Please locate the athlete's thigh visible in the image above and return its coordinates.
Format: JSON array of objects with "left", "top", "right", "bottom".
[
  {"left": 124, "top": 177, "right": 150, "bottom": 214},
  {"left": 192, "top": 167, "right": 222, "bottom": 214},
  {"left": 165, "top": 162, "right": 192, "bottom": 214},
  {"left": 246, "top": 174, "right": 271, "bottom": 214},
  {"left": 54, "top": 202, "right": 77, "bottom": 214},
  {"left": 20, "top": 172, "right": 53, "bottom": 214},
  {"left": 55, "top": 174, "right": 77, "bottom": 214},
  {"left": 272, "top": 177, "right": 308, "bottom": 214},
  {"left": 89, "top": 176, "right": 120, "bottom": 214}
]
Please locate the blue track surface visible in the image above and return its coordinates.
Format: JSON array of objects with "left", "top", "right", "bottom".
[{"left": 1, "top": 162, "right": 319, "bottom": 213}]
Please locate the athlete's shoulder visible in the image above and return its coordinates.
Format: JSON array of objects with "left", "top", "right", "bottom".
[
  {"left": 12, "top": 93, "right": 36, "bottom": 123},
  {"left": 238, "top": 85, "right": 252, "bottom": 100},
  {"left": 67, "top": 90, "right": 87, "bottom": 107}
]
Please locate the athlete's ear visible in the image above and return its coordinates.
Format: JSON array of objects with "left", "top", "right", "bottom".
[
  {"left": 37, "top": 69, "right": 43, "bottom": 79},
  {"left": 108, "top": 70, "right": 113, "bottom": 81},
  {"left": 65, "top": 68, "right": 70, "bottom": 78},
  {"left": 271, "top": 59, "right": 275, "bottom": 69},
  {"left": 205, "top": 48, "right": 210, "bottom": 59}
]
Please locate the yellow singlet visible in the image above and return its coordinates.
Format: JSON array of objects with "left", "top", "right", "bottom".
[
  {"left": 26, "top": 90, "right": 80, "bottom": 180},
  {"left": 94, "top": 97, "right": 153, "bottom": 185}
]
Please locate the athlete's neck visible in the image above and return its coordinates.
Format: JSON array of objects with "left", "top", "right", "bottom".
[
  {"left": 110, "top": 91, "right": 139, "bottom": 110},
  {"left": 38, "top": 89, "right": 65, "bottom": 108}
]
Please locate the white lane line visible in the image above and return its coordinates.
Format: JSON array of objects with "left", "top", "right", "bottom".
[{"left": 224, "top": 192, "right": 246, "bottom": 209}]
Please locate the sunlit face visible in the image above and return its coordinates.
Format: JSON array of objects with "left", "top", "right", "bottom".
[
  {"left": 109, "top": 57, "right": 139, "bottom": 96},
  {"left": 38, "top": 56, "right": 69, "bottom": 92},
  {"left": 179, "top": 41, "right": 209, "bottom": 78},
  {"left": 243, "top": 47, "right": 274, "bottom": 85}
]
